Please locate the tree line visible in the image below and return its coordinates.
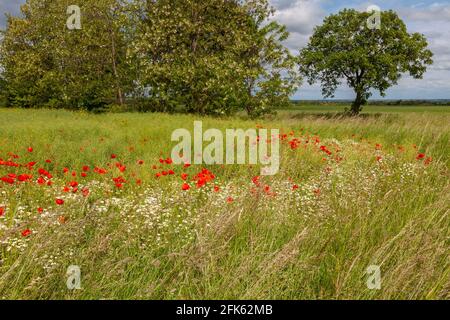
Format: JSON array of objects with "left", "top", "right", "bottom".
[{"left": 0, "top": 0, "right": 433, "bottom": 116}]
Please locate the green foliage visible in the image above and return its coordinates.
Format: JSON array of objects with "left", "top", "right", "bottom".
[
  {"left": 299, "top": 9, "right": 433, "bottom": 115},
  {"left": 0, "top": 0, "right": 299, "bottom": 117},
  {"left": 0, "top": 0, "right": 134, "bottom": 111}
]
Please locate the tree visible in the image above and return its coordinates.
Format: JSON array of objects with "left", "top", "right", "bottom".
[
  {"left": 131, "top": 0, "right": 300, "bottom": 117},
  {"left": 0, "top": 0, "right": 133, "bottom": 110},
  {"left": 0, "top": 0, "right": 299, "bottom": 116},
  {"left": 298, "top": 9, "right": 433, "bottom": 115}
]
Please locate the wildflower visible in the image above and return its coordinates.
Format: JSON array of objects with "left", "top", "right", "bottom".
[
  {"left": 27, "top": 147, "right": 33, "bottom": 153},
  {"left": 82, "top": 188, "right": 90, "bottom": 197},
  {"left": 21, "top": 229, "right": 32, "bottom": 237},
  {"left": 182, "top": 183, "right": 190, "bottom": 191},
  {"left": 37, "top": 207, "right": 44, "bottom": 214},
  {"left": 56, "top": 199, "right": 65, "bottom": 205},
  {"left": 69, "top": 181, "right": 78, "bottom": 188},
  {"left": 0, "top": 206, "right": 5, "bottom": 217},
  {"left": 18, "top": 174, "right": 32, "bottom": 182},
  {"left": 58, "top": 216, "right": 67, "bottom": 224},
  {"left": 416, "top": 153, "right": 426, "bottom": 160},
  {"left": 252, "top": 176, "right": 261, "bottom": 186}
]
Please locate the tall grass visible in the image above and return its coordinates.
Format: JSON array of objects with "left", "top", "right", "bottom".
[{"left": 0, "top": 108, "right": 448, "bottom": 299}]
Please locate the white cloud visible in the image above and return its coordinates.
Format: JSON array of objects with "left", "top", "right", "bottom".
[{"left": 270, "top": 0, "right": 450, "bottom": 99}]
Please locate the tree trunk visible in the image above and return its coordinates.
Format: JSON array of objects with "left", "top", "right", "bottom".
[
  {"left": 110, "top": 26, "right": 124, "bottom": 106},
  {"left": 350, "top": 90, "right": 365, "bottom": 115}
]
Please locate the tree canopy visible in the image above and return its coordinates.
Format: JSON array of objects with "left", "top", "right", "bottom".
[
  {"left": 0, "top": 0, "right": 300, "bottom": 116},
  {"left": 299, "top": 9, "right": 433, "bottom": 114}
]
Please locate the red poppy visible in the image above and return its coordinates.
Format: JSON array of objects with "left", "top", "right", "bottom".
[
  {"left": 37, "top": 207, "right": 44, "bottom": 214},
  {"left": 18, "top": 174, "right": 32, "bottom": 182},
  {"left": 182, "top": 183, "right": 190, "bottom": 191},
  {"left": 56, "top": 199, "right": 65, "bottom": 205},
  {"left": 0, "top": 206, "right": 5, "bottom": 217},
  {"left": 94, "top": 167, "right": 107, "bottom": 174},
  {"left": 27, "top": 147, "right": 33, "bottom": 153},
  {"left": 181, "top": 173, "right": 188, "bottom": 181},
  {"left": 82, "top": 166, "right": 90, "bottom": 172},
  {"left": 111, "top": 154, "right": 117, "bottom": 159},
  {"left": 292, "top": 184, "right": 299, "bottom": 191},
  {"left": 416, "top": 153, "right": 426, "bottom": 160},
  {"left": 82, "top": 188, "right": 90, "bottom": 197},
  {"left": 227, "top": 197, "right": 234, "bottom": 203},
  {"left": 21, "top": 229, "right": 32, "bottom": 237}
]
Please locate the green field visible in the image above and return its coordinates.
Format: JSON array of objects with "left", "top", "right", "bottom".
[
  {"left": 0, "top": 107, "right": 448, "bottom": 299},
  {"left": 282, "top": 104, "right": 450, "bottom": 114}
]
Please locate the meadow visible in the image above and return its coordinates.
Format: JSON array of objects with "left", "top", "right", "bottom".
[{"left": 0, "top": 107, "right": 448, "bottom": 299}]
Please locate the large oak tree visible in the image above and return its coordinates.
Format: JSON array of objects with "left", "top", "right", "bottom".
[{"left": 299, "top": 9, "right": 433, "bottom": 115}]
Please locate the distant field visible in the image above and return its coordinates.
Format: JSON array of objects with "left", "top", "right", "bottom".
[
  {"left": 282, "top": 104, "right": 450, "bottom": 114},
  {"left": 0, "top": 108, "right": 448, "bottom": 299}
]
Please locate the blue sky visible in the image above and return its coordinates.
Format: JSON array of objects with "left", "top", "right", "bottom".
[{"left": 1, "top": 0, "right": 449, "bottom": 100}]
